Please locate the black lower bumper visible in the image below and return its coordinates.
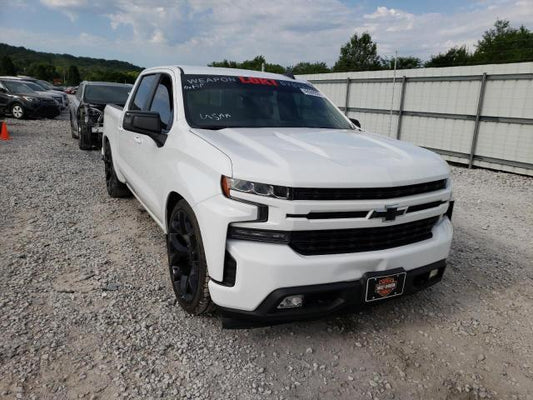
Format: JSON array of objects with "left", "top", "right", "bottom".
[{"left": 219, "top": 259, "right": 446, "bottom": 328}]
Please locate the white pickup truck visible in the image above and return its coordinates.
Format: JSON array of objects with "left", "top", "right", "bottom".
[{"left": 102, "top": 66, "right": 453, "bottom": 325}]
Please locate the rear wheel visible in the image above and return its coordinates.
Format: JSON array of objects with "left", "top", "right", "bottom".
[
  {"left": 168, "top": 200, "right": 214, "bottom": 315},
  {"left": 11, "top": 103, "right": 25, "bottom": 119},
  {"left": 103, "top": 142, "right": 131, "bottom": 198}
]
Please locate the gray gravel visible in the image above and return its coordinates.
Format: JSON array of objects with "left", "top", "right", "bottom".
[{"left": 1, "top": 116, "right": 532, "bottom": 400}]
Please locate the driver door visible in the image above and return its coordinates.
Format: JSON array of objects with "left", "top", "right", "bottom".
[{"left": 118, "top": 73, "right": 159, "bottom": 200}]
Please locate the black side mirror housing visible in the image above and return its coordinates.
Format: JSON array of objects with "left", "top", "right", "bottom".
[
  {"left": 0, "top": 87, "right": 7, "bottom": 93},
  {"left": 123, "top": 111, "right": 166, "bottom": 147},
  {"left": 349, "top": 118, "right": 361, "bottom": 128}
]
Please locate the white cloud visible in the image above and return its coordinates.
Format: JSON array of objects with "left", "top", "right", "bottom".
[{"left": 10, "top": 0, "right": 533, "bottom": 66}]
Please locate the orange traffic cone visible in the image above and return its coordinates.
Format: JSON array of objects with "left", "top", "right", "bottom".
[{"left": 0, "top": 121, "right": 10, "bottom": 141}]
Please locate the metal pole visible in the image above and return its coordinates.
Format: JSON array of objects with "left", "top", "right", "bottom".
[
  {"left": 396, "top": 76, "right": 407, "bottom": 140},
  {"left": 344, "top": 77, "right": 351, "bottom": 116},
  {"left": 469, "top": 73, "right": 488, "bottom": 168},
  {"left": 388, "top": 51, "right": 398, "bottom": 135}
]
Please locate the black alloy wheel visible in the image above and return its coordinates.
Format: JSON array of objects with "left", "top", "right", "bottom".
[{"left": 167, "top": 200, "right": 213, "bottom": 314}]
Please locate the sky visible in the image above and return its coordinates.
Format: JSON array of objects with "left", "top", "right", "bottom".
[{"left": 0, "top": 0, "right": 532, "bottom": 68}]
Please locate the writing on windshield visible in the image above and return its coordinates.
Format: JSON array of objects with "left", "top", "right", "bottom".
[{"left": 182, "top": 74, "right": 352, "bottom": 130}]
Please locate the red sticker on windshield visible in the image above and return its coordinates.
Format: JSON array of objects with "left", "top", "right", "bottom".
[{"left": 238, "top": 77, "right": 278, "bottom": 86}]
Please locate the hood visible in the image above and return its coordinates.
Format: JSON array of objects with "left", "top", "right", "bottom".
[{"left": 191, "top": 127, "right": 450, "bottom": 187}]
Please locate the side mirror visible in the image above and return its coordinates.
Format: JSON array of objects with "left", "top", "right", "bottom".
[
  {"left": 123, "top": 111, "right": 166, "bottom": 147},
  {"left": 0, "top": 87, "right": 7, "bottom": 93},
  {"left": 349, "top": 118, "right": 361, "bottom": 128}
]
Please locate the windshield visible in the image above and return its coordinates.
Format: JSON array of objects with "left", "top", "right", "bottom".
[
  {"left": 37, "top": 80, "right": 54, "bottom": 89},
  {"left": 182, "top": 74, "right": 353, "bottom": 130},
  {"left": 3, "top": 80, "right": 36, "bottom": 94},
  {"left": 23, "top": 82, "right": 45, "bottom": 92},
  {"left": 83, "top": 84, "right": 132, "bottom": 105}
]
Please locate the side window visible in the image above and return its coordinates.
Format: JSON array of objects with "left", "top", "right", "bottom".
[
  {"left": 130, "top": 74, "right": 158, "bottom": 111},
  {"left": 149, "top": 75, "right": 173, "bottom": 131}
]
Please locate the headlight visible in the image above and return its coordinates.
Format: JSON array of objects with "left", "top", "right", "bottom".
[
  {"left": 22, "top": 96, "right": 38, "bottom": 102},
  {"left": 221, "top": 176, "right": 290, "bottom": 199},
  {"left": 85, "top": 107, "right": 102, "bottom": 123}
]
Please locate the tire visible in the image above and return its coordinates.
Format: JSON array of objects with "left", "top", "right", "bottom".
[
  {"left": 70, "top": 113, "right": 78, "bottom": 138},
  {"left": 78, "top": 121, "right": 92, "bottom": 150},
  {"left": 103, "top": 142, "right": 131, "bottom": 198},
  {"left": 11, "top": 103, "right": 25, "bottom": 119},
  {"left": 167, "top": 200, "right": 214, "bottom": 315}
]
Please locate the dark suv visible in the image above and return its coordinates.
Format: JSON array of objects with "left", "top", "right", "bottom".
[
  {"left": 0, "top": 79, "right": 61, "bottom": 119},
  {"left": 69, "top": 81, "right": 132, "bottom": 150}
]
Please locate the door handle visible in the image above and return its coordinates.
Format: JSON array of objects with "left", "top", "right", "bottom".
[{"left": 134, "top": 135, "right": 143, "bottom": 144}]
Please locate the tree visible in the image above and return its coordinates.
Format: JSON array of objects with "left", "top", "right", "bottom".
[
  {"left": 381, "top": 56, "right": 422, "bottom": 70},
  {"left": 424, "top": 46, "right": 471, "bottom": 68},
  {"left": 0, "top": 56, "right": 17, "bottom": 75},
  {"left": 67, "top": 65, "right": 81, "bottom": 85},
  {"left": 288, "top": 62, "right": 330, "bottom": 75},
  {"left": 27, "top": 63, "right": 58, "bottom": 81},
  {"left": 333, "top": 32, "right": 381, "bottom": 72},
  {"left": 472, "top": 19, "right": 533, "bottom": 64},
  {"left": 209, "top": 55, "right": 285, "bottom": 74}
]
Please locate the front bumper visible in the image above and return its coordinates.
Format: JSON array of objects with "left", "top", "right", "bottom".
[
  {"left": 219, "top": 259, "right": 446, "bottom": 326},
  {"left": 209, "top": 216, "right": 453, "bottom": 313}
]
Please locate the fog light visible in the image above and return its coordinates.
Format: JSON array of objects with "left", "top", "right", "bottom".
[
  {"left": 277, "top": 295, "right": 304, "bottom": 309},
  {"left": 429, "top": 269, "right": 439, "bottom": 279}
]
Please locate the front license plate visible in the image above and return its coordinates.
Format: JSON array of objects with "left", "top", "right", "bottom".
[{"left": 365, "top": 272, "right": 406, "bottom": 302}]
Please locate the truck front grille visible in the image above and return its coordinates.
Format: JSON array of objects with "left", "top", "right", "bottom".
[
  {"left": 289, "top": 216, "right": 439, "bottom": 255},
  {"left": 291, "top": 180, "right": 446, "bottom": 201}
]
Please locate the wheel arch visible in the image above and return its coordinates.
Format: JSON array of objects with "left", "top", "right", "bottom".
[{"left": 165, "top": 191, "right": 185, "bottom": 232}]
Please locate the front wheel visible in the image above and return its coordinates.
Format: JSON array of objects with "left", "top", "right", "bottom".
[
  {"left": 70, "top": 113, "right": 78, "bottom": 138},
  {"left": 168, "top": 200, "right": 214, "bottom": 315},
  {"left": 78, "top": 121, "right": 92, "bottom": 150},
  {"left": 11, "top": 103, "right": 25, "bottom": 119}
]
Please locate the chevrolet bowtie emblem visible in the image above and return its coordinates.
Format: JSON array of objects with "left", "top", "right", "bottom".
[{"left": 370, "top": 205, "right": 406, "bottom": 221}]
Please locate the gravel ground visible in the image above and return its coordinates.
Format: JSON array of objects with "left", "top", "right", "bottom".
[{"left": 1, "top": 116, "right": 532, "bottom": 400}]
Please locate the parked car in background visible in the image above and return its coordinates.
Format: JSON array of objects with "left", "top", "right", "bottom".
[
  {"left": 0, "top": 78, "right": 61, "bottom": 119},
  {"left": 0, "top": 78, "right": 65, "bottom": 110},
  {"left": 69, "top": 81, "right": 132, "bottom": 150},
  {"left": 1, "top": 76, "right": 69, "bottom": 109},
  {"left": 65, "top": 86, "right": 77, "bottom": 94},
  {"left": 102, "top": 66, "right": 453, "bottom": 326}
]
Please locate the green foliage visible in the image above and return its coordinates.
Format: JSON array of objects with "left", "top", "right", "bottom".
[
  {"left": 210, "top": 55, "right": 286, "bottom": 74},
  {"left": 288, "top": 62, "right": 330, "bottom": 75},
  {"left": 472, "top": 19, "right": 533, "bottom": 64},
  {"left": 0, "top": 42, "right": 142, "bottom": 83},
  {"left": 381, "top": 56, "right": 422, "bottom": 70},
  {"left": 26, "top": 63, "right": 59, "bottom": 80},
  {"left": 425, "top": 46, "right": 471, "bottom": 68},
  {"left": 67, "top": 65, "right": 81, "bottom": 85},
  {"left": 333, "top": 33, "right": 381, "bottom": 72},
  {"left": 0, "top": 56, "right": 17, "bottom": 75}
]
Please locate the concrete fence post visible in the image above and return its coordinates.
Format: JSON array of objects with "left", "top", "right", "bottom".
[
  {"left": 344, "top": 78, "right": 351, "bottom": 115},
  {"left": 469, "top": 73, "right": 488, "bottom": 168},
  {"left": 396, "top": 76, "right": 407, "bottom": 140}
]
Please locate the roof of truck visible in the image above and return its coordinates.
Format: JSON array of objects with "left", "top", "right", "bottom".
[{"left": 141, "top": 65, "right": 307, "bottom": 83}]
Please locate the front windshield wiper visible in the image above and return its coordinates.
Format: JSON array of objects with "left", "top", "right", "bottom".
[{"left": 196, "top": 125, "right": 228, "bottom": 130}]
